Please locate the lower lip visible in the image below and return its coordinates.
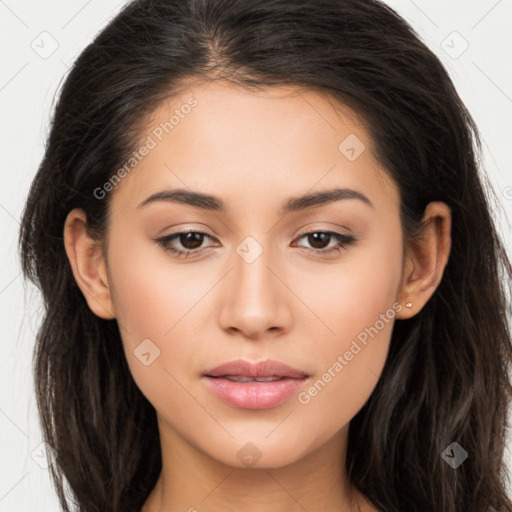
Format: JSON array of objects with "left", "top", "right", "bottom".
[{"left": 202, "top": 376, "right": 308, "bottom": 409}]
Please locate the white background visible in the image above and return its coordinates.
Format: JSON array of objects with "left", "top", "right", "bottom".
[{"left": 1, "top": 0, "right": 511, "bottom": 510}]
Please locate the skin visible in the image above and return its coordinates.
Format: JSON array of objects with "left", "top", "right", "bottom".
[{"left": 63, "top": 81, "right": 452, "bottom": 512}]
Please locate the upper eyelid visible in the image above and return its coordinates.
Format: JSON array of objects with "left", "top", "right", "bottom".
[
  {"left": 160, "top": 228, "right": 352, "bottom": 246},
  {"left": 163, "top": 223, "right": 352, "bottom": 236}
]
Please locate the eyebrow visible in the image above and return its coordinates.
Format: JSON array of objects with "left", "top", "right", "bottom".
[{"left": 137, "top": 187, "right": 374, "bottom": 214}]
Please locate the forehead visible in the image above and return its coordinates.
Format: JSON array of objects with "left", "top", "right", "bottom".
[{"left": 109, "top": 81, "right": 398, "bottom": 214}]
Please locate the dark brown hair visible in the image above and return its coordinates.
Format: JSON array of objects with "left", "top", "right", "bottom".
[{"left": 18, "top": 0, "right": 512, "bottom": 510}]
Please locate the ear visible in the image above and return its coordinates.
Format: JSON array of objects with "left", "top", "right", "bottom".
[
  {"left": 396, "top": 201, "right": 452, "bottom": 319},
  {"left": 63, "top": 208, "right": 116, "bottom": 319}
]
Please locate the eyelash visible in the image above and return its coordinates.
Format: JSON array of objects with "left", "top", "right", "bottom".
[{"left": 155, "top": 229, "right": 357, "bottom": 258}]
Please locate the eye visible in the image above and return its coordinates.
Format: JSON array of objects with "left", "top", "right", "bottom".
[
  {"left": 292, "top": 230, "right": 357, "bottom": 256},
  {"left": 155, "top": 229, "right": 357, "bottom": 259},
  {"left": 155, "top": 230, "right": 217, "bottom": 258}
]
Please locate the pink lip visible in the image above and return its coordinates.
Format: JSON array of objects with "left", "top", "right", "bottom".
[
  {"left": 202, "top": 359, "right": 309, "bottom": 410},
  {"left": 204, "top": 359, "right": 309, "bottom": 379}
]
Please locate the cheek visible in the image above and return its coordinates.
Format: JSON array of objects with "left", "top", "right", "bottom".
[
  {"left": 296, "top": 230, "right": 403, "bottom": 340},
  {"left": 292, "top": 233, "right": 403, "bottom": 421},
  {"left": 106, "top": 236, "right": 203, "bottom": 396},
  {"left": 108, "top": 236, "right": 202, "bottom": 339}
]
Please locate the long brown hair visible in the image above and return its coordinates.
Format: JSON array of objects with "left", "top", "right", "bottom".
[{"left": 18, "top": 0, "right": 512, "bottom": 510}]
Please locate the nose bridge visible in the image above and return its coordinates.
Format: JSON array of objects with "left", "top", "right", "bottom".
[
  {"left": 218, "top": 235, "right": 290, "bottom": 337},
  {"left": 235, "top": 237, "right": 274, "bottom": 298}
]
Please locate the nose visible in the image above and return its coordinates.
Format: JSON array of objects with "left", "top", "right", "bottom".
[{"left": 217, "top": 239, "right": 293, "bottom": 340}]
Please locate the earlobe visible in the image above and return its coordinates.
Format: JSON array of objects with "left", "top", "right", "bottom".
[
  {"left": 63, "top": 208, "right": 116, "bottom": 319},
  {"left": 396, "top": 201, "right": 452, "bottom": 319}
]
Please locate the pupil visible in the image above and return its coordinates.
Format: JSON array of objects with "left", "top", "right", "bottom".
[
  {"left": 309, "top": 233, "right": 329, "bottom": 249},
  {"left": 181, "top": 232, "right": 203, "bottom": 249}
]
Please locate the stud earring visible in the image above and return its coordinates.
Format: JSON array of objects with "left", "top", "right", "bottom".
[{"left": 405, "top": 302, "right": 413, "bottom": 308}]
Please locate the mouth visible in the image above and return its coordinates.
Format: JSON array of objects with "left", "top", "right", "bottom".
[
  {"left": 202, "top": 359, "right": 310, "bottom": 409},
  {"left": 204, "top": 358, "right": 309, "bottom": 379},
  {"left": 208, "top": 375, "right": 293, "bottom": 382}
]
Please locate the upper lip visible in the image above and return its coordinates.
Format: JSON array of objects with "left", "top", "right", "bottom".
[{"left": 204, "top": 359, "right": 309, "bottom": 379}]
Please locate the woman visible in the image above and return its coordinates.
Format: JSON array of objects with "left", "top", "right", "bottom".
[{"left": 18, "top": 0, "right": 512, "bottom": 510}]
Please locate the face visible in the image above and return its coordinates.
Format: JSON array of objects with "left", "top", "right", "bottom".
[{"left": 99, "top": 81, "right": 406, "bottom": 467}]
